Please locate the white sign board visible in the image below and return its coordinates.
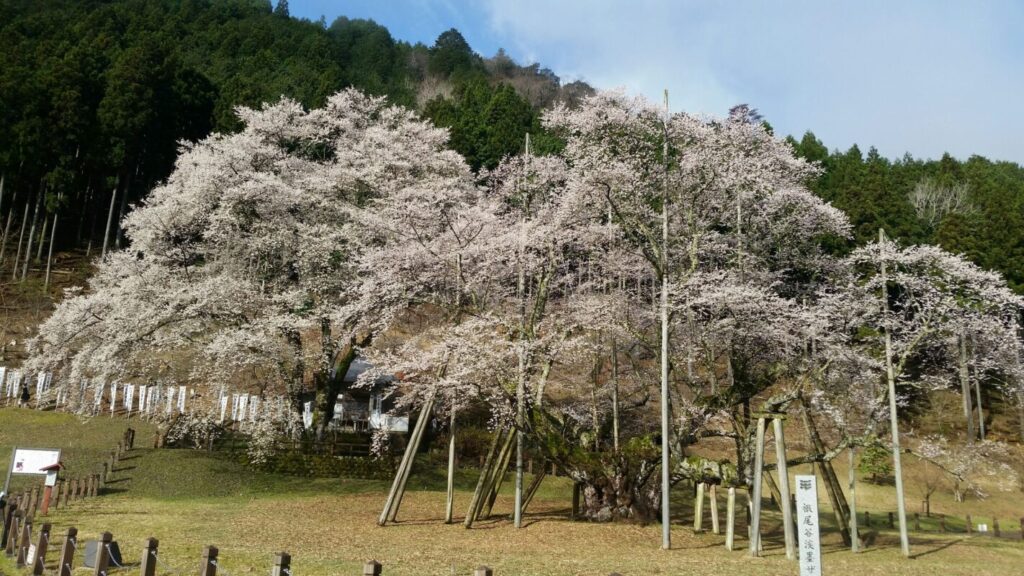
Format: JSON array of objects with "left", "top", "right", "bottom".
[
  {"left": 795, "top": 474, "right": 822, "bottom": 576},
  {"left": 11, "top": 448, "right": 61, "bottom": 475}
]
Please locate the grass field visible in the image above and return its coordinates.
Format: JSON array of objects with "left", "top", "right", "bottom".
[{"left": 2, "top": 407, "right": 1023, "bottom": 575}]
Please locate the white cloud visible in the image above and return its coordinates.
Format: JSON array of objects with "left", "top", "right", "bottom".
[{"left": 479, "top": 0, "right": 1024, "bottom": 162}]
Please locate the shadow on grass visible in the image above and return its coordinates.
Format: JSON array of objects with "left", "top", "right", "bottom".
[{"left": 908, "top": 537, "right": 964, "bottom": 559}]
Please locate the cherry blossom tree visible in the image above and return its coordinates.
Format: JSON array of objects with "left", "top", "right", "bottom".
[{"left": 27, "top": 89, "right": 475, "bottom": 434}]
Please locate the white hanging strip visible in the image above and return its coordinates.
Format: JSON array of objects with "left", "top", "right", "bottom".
[
  {"left": 110, "top": 383, "right": 118, "bottom": 416},
  {"left": 177, "top": 385, "right": 187, "bottom": 413},
  {"left": 166, "top": 386, "right": 176, "bottom": 415},
  {"left": 125, "top": 384, "right": 135, "bottom": 418},
  {"left": 219, "top": 395, "right": 228, "bottom": 423}
]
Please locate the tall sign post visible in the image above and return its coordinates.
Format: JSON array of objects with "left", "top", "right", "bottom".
[{"left": 795, "top": 474, "right": 822, "bottom": 576}]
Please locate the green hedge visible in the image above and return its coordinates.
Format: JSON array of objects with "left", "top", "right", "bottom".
[{"left": 256, "top": 452, "right": 397, "bottom": 480}]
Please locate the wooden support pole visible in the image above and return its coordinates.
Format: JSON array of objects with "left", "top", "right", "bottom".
[
  {"left": 725, "top": 487, "right": 736, "bottom": 551},
  {"left": 271, "top": 552, "right": 291, "bottom": 576},
  {"left": 709, "top": 484, "right": 720, "bottom": 535},
  {"left": 772, "top": 418, "right": 795, "bottom": 560},
  {"left": 445, "top": 410, "right": 456, "bottom": 524},
  {"left": 482, "top": 431, "right": 516, "bottom": 519},
  {"left": 693, "top": 482, "right": 705, "bottom": 532},
  {"left": 379, "top": 394, "right": 434, "bottom": 525},
  {"left": 849, "top": 446, "right": 859, "bottom": 552},
  {"left": 140, "top": 537, "right": 159, "bottom": 576},
  {"left": 199, "top": 544, "right": 218, "bottom": 576},
  {"left": 32, "top": 522, "right": 50, "bottom": 576},
  {"left": 464, "top": 428, "right": 503, "bottom": 528},
  {"left": 748, "top": 417, "right": 766, "bottom": 557},
  {"left": 363, "top": 560, "right": 382, "bottom": 575},
  {"left": 57, "top": 527, "right": 76, "bottom": 576},
  {"left": 92, "top": 531, "right": 111, "bottom": 576}
]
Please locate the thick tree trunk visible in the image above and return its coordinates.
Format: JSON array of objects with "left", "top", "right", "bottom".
[{"left": 312, "top": 330, "right": 371, "bottom": 441}]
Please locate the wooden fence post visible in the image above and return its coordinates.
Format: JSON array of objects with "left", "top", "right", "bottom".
[
  {"left": 993, "top": 518, "right": 1000, "bottom": 537},
  {"left": 1020, "top": 517, "right": 1023, "bottom": 541},
  {"left": 914, "top": 512, "right": 920, "bottom": 531},
  {"left": 90, "top": 475, "right": 98, "bottom": 498},
  {"left": 16, "top": 515, "right": 32, "bottom": 568},
  {"left": 864, "top": 511, "right": 870, "bottom": 527},
  {"left": 939, "top": 515, "right": 946, "bottom": 533},
  {"left": 474, "top": 567, "right": 493, "bottom": 576},
  {"left": 966, "top": 514, "right": 972, "bottom": 534},
  {"left": 5, "top": 509, "right": 20, "bottom": 556},
  {"left": 57, "top": 527, "right": 76, "bottom": 576},
  {"left": 888, "top": 512, "right": 894, "bottom": 529},
  {"left": 140, "top": 537, "right": 158, "bottom": 576},
  {"left": 200, "top": 545, "right": 218, "bottom": 576},
  {"left": 92, "top": 531, "right": 112, "bottom": 576},
  {"left": 2, "top": 502, "right": 16, "bottom": 553},
  {"left": 363, "top": 560, "right": 382, "bottom": 575},
  {"left": 28, "top": 487, "right": 38, "bottom": 513},
  {"left": 100, "top": 463, "right": 108, "bottom": 489},
  {"left": 32, "top": 522, "right": 50, "bottom": 576},
  {"left": 271, "top": 552, "right": 290, "bottom": 576}
]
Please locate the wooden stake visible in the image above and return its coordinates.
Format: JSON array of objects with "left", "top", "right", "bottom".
[
  {"left": 57, "top": 527, "right": 76, "bottom": 576},
  {"left": 725, "top": 487, "right": 736, "bottom": 550},
  {"left": 772, "top": 418, "right": 795, "bottom": 560},
  {"left": 709, "top": 484, "right": 720, "bottom": 534},
  {"left": 693, "top": 482, "right": 705, "bottom": 532},
  {"left": 199, "top": 544, "right": 217, "bottom": 576},
  {"left": 140, "top": 538, "right": 159, "bottom": 576},
  {"left": 31, "top": 522, "right": 49, "bottom": 576},
  {"left": 748, "top": 417, "right": 766, "bottom": 557}
]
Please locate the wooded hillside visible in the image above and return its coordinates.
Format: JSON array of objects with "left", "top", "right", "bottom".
[{"left": 0, "top": 0, "right": 1022, "bottom": 292}]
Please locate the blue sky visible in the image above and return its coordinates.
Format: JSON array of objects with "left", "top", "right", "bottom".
[{"left": 290, "top": 1, "right": 1024, "bottom": 164}]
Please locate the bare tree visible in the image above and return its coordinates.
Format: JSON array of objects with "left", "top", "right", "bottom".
[{"left": 909, "top": 177, "right": 973, "bottom": 230}]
